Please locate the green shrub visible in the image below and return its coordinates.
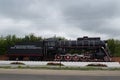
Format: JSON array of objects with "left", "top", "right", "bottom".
[
  {"left": 47, "top": 62, "right": 64, "bottom": 66},
  {"left": 10, "top": 62, "right": 25, "bottom": 65},
  {"left": 87, "top": 64, "right": 107, "bottom": 67}
]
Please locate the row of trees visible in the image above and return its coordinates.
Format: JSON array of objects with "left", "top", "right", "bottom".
[
  {"left": 0, "top": 34, "right": 65, "bottom": 55},
  {"left": 0, "top": 34, "right": 43, "bottom": 54},
  {"left": 107, "top": 39, "right": 120, "bottom": 57},
  {"left": 0, "top": 34, "right": 120, "bottom": 57}
]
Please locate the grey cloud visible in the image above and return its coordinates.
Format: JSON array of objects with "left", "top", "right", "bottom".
[
  {"left": 45, "top": 0, "right": 120, "bottom": 38},
  {"left": 0, "top": 0, "right": 120, "bottom": 39}
]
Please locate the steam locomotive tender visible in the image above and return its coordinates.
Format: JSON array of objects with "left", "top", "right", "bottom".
[{"left": 7, "top": 36, "right": 111, "bottom": 61}]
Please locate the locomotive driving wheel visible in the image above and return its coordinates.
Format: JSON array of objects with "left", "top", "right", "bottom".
[
  {"left": 64, "top": 54, "right": 72, "bottom": 61},
  {"left": 72, "top": 55, "right": 79, "bottom": 61},
  {"left": 55, "top": 55, "right": 62, "bottom": 61}
]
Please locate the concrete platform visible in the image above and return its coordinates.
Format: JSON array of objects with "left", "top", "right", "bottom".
[{"left": 0, "top": 61, "right": 120, "bottom": 67}]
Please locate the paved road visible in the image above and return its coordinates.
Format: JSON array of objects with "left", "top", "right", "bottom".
[
  {"left": 0, "top": 69, "right": 120, "bottom": 80},
  {"left": 0, "top": 73, "right": 120, "bottom": 80}
]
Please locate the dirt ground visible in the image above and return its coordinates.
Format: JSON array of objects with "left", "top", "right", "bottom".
[
  {"left": 0, "top": 55, "right": 8, "bottom": 60},
  {"left": 111, "top": 57, "right": 120, "bottom": 62},
  {"left": 0, "top": 69, "right": 120, "bottom": 76}
]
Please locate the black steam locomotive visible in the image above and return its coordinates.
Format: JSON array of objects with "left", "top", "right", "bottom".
[{"left": 7, "top": 36, "right": 111, "bottom": 61}]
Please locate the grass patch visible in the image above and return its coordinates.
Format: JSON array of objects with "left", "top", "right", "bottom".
[
  {"left": 14, "top": 66, "right": 120, "bottom": 71},
  {"left": 0, "top": 66, "right": 11, "bottom": 69},
  {"left": 0, "top": 65, "right": 120, "bottom": 71}
]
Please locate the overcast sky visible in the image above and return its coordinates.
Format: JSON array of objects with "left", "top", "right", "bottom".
[{"left": 0, "top": 0, "right": 120, "bottom": 40}]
